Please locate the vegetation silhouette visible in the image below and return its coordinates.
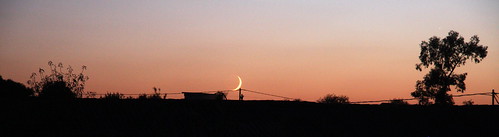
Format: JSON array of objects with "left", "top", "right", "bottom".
[
  {"left": 137, "top": 87, "right": 163, "bottom": 99},
  {"left": 27, "top": 61, "right": 89, "bottom": 99},
  {"left": 411, "top": 30, "right": 488, "bottom": 105},
  {"left": 317, "top": 94, "right": 349, "bottom": 104},
  {"left": 388, "top": 99, "right": 409, "bottom": 105},
  {"left": 84, "top": 91, "right": 97, "bottom": 98},
  {"left": 138, "top": 93, "right": 149, "bottom": 99},
  {"left": 0, "top": 75, "right": 34, "bottom": 99},
  {"left": 2, "top": 58, "right": 498, "bottom": 137},
  {"left": 462, "top": 99, "right": 474, "bottom": 106},
  {"left": 103, "top": 92, "right": 124, "bottom": 99},
  {"left": 150, "top": 87, "right": 163, "bottom": 99},
  {"left": 38, "top": 81, "right": 75, "bottom": 99},
  {"left": 214, "top": 91, "right": 227, "bottom": 100}
]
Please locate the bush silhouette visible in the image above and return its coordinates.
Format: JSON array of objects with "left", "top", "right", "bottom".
[
  {"left": 215, "top": 91, "right": 227, "bottom": 100},
  {"left": 138, "top": 94, "right": 148, "bottom": 99},
  {"left": 462, "top": 100, "right": 474, "bottom": 106},
  {"left": 137, "top": 87, "right": 164, "bottom": 100},
  {"left": 147, "top": 87, "right": 163, "bottom": 99},
  {"left": 0, "top": 75, "right": 34, "bottom": 99},
  {"left": 38, "top": 81, "right": 75, "bottom": 99},
  {"left": 388, "top": 99, "right": 409, "bottom": 105},
  {"left": 27, "top": 61, "right": 89, "bottom": 99},
  {"left": 317, "top": 94, "right": 349, "bottom": 104},
  {"left": 103, "top": 92, "right": 124, "bottom": 100}
]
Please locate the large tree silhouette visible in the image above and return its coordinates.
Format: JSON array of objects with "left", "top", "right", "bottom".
[{"left": 411, "top": 30, "right": 487, "bottom": 105}]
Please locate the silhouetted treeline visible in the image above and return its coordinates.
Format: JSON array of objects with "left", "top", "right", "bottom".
[{"left": 0, "top": 75, "right": 34, "bottom": 99}]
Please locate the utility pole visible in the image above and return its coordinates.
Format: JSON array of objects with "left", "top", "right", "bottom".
[
  {"left": 492, "top": 89, "right": 496, "bottom": 105},
  {"left": 239, "top": 88, "right": 243, "bottom": 101}
]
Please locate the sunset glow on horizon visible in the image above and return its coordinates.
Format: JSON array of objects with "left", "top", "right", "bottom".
[{"left": 1, "top": 0, "right": 498, "bottom": 104}]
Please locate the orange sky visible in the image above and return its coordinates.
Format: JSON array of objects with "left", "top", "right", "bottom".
[{"left": 1, "top": 0, "right": 498, "bottom": 104}]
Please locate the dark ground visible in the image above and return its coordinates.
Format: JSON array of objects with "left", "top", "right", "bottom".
[{"left": 2, "top": 99, "right": 499, "bottom": 137}]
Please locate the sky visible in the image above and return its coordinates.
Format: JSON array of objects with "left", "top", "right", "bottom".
[{"left": 1, "top": 0, "right": 498, "bottom": 104}]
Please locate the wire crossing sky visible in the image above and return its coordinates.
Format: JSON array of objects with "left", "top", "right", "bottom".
[{"left": 1, "top": 0, "right": 498, "bottom": 104}]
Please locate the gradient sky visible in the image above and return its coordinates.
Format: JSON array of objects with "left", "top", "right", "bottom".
[{"left": 1, "top": 0, "right": 498, "bottom": 104}]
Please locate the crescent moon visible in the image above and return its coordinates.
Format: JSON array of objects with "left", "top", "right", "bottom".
[{"left": 234, "top": 76, "right": 242, "bottom": 90}]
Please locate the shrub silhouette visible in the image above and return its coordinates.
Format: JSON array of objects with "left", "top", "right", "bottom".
[
  {"left": 317, "top": 94, "right": 349, "bottom": 104},
  {"left": 137, "top": 87, "right": 164, "bottom": 100},
  {"left": 38, "top": 81, "right": 75, "bottom": 99},
  {"left": 27, "top": 61, "right": 89, "bottom": 99},
  {"left": 147, "top": 94, "right": 162, "bottom": 99},
  {"left": 388, "top": 99, "right": 409, "bottom": 105},
  {"left": 138, "top": 93, "right": 148, "bottom": 99},
  {"left": 83, "top": 91, "right": 97, "bottom": 98},
  {"left": 148, "top": 87, "right": 162, "bottom": 100},
  {"left": 0, "top": 75, "right": 34, "bottom": 99},
  {"left": 215, "top": 91, "right": 227, "bottom": 100},
  {"left": 462, "top": 100, "right": 474, "bottom": 106},
  {"left": 103, "top": 92, "right": 124, "bottom": 99}
]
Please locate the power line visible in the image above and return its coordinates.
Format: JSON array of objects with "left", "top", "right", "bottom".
[
  {"left": 351, "top": 92, "right": 492, "bottom": 104},
  {"left": 242, "top": 89, "right": 294, "bottom": 100},
  {"left": 452, "top": 92, "right": 490, "bottom": 97},
  {"left": 351, "top": 98, "right": 417, "bottom": 104},
  {"left": 93, "top": 89, "right": 234, "bottom": 96}
]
